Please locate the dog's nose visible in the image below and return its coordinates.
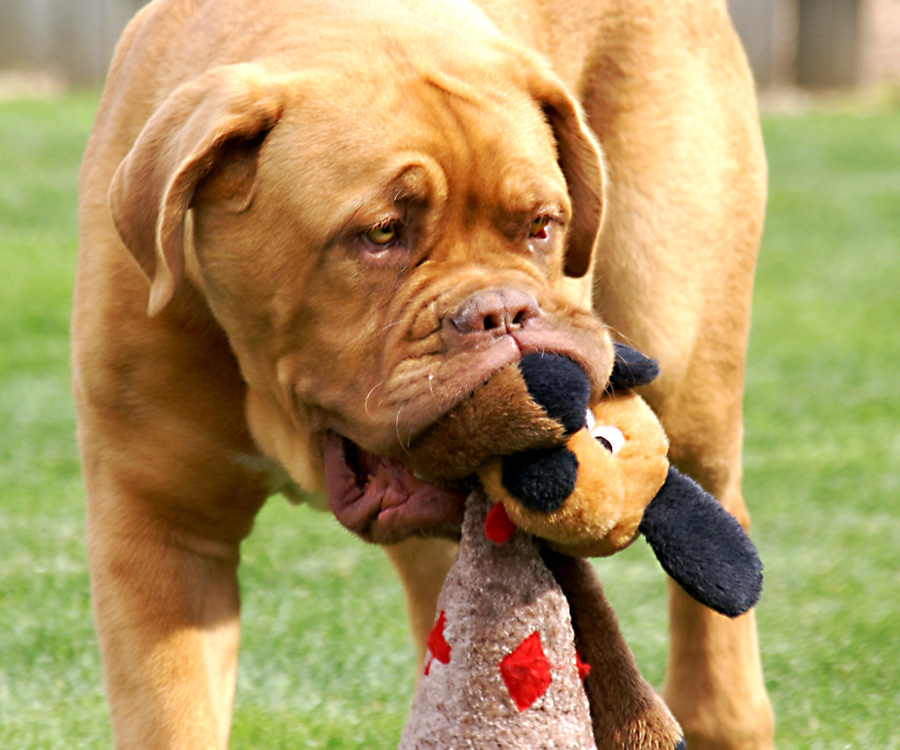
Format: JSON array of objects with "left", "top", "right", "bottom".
[{"left": 446, "top": 289, "right": 540, "bottom": 337}]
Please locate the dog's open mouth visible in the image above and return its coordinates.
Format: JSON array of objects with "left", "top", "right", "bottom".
[{"left": 321, "top": 432, "right": 468, "bottom": 544}]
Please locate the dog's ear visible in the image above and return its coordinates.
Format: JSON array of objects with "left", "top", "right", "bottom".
[
  {"left": 527, "top": 67, "right": 605, "bottom": 279},
  {"left": 109, "top": 64, "right": 284, "bottom": 316}
]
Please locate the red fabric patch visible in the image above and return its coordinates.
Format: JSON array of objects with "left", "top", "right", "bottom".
[
  {"left": 484, "top": 502, "right": 517, "bottom": 545},
  {"left": 499, "top": 631, "right": 552, "bottom": 711},
  {"left": 575, "top": 651, "right": 591, "bottom": 681},
  {"left": 423, "top": 610, "right": 451, "bottom": 676}
]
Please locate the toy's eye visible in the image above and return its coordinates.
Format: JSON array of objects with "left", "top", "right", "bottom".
[
  {"left": 364, "top": 219, "right": 401, "bottom": 247},
  {"left": 528, "top": 215, "right": 551, "bottom": 239},
  {"left": 591, "top": 424, "right": 625, "bottom": 455}
]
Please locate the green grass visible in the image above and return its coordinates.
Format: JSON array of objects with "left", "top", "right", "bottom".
[
  {"left": 743, "top": 111, "right": 900, "bottom": 748},
  {"left": 1, "top": 92, "right": 898, "bottom": 748}
]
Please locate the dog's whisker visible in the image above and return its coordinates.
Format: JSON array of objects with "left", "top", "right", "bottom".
[
  {"left": 606, "top": 325, "right": 640, "bottom": 350},
  {"left": 378, "top": 319, "right": 402, "bottom": 336},
  {"left": 364, "top": 383, "right": 383, "bottom": 417},
  {"left": 395, "top": 404, "right": 412, "bottom": 455}
]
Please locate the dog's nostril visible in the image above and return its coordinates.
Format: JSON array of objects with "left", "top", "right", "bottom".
[{"left": 483, "top": 314, "right": 501, "bottom": 332}]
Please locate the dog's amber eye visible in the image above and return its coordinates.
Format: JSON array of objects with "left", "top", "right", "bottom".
[
  {"left": 528, "top": 216, "right": 550, "bottom": 239},
  {"left": 364, "top": 220, "right": 400, "bottom": 246}
]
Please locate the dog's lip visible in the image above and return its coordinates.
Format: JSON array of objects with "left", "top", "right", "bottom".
[
  {"left": 320, "top": 431, "right": 466, "bottom": 543},
  {"left": 440, "top": 325, "right": 608, "bottom": 409},
  {"left": 511, "top": 325, "right": 609, "bottom": 392},
  {"left": 386, "top": 325, "right": 610, "bottom": 447}
]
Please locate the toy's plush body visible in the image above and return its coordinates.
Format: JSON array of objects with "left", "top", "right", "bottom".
[
  {"left": 399, "top": 492, "right": 603, "bottom": 750},
  {"left": 398, "top": 490, "right": 685, "bottom": 750},
  {"left": 400, "top": 346, "right": 762, "bottom": 749}
]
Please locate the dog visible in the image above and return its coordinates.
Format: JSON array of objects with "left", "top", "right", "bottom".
[{"left": 73, "top": 0, "right": 772, "bottom": 747}]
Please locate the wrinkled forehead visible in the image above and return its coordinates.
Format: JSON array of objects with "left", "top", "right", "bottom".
[
  {"left": 417, "top": 70, "right": 567, "bottom": 201},
  {"left": 262, "top": 62, "right": 567, "bottom": 218}
]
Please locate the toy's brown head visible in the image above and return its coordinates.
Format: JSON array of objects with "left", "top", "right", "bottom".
[
  {"left": 406, "top": 344, "right": 670, "bottom": 557},
  {"left": 481, "top": 391, "right": 669, "bottom": 557}
]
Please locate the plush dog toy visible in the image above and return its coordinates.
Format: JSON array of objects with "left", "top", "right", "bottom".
[{"left": 399, "top": 345, "right": 762, "bottom": 749}]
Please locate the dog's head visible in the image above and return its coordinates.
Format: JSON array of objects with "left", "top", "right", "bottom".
[{"left": 109, "top": 26, "right": 612, "bottom": 542}]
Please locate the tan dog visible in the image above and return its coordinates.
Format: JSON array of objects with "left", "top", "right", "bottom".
[{"left": 73, "top": 0, "right": 771, "bottom": 747}]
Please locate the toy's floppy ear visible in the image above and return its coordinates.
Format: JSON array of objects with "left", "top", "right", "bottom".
[
  {"left": 638, "top": 468, "right": 762, "bottom": 618},
  {"left": 607, "top": 343, "right": 660, "bottom": 393}
]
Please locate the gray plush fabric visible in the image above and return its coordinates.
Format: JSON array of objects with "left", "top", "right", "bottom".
[{"left": 399, "top": 491, "right": 597, "bottom": 750}]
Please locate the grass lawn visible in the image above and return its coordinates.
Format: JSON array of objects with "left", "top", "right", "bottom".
[{"left": 1, "top": 91, "right": 898, "bottom": 749}]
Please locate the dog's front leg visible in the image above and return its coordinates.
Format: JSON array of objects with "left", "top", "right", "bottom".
[{"left": 86, "top": 483, "right": 258, "bottom": 749}]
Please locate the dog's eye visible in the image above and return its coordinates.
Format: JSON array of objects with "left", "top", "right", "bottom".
[
  {"left": 528, "top": 215, "right": 551, "bottom": 240},
  {"left": 364, "top": 220, "right": 400, "bottom": 247}
]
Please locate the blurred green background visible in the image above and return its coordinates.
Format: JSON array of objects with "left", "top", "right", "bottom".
[{"left": 1, "top": 91, "right": 898, "bottom": 748}]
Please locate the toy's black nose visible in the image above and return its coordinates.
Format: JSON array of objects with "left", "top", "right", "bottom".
[
  {"left": 445, "top": 289, "right": 539, "bottom": 338},
  {"left": 517, "top": 353, "right": 590, "bottom": 435}
]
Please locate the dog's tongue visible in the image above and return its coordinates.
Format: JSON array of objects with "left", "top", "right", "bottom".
[{"left": 321, "top": 433, "right": 466, "bottom": 544}]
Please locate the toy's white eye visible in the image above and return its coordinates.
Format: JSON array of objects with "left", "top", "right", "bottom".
[{"left": 591, "top": 424, "right": 625, "bottom": 455}]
